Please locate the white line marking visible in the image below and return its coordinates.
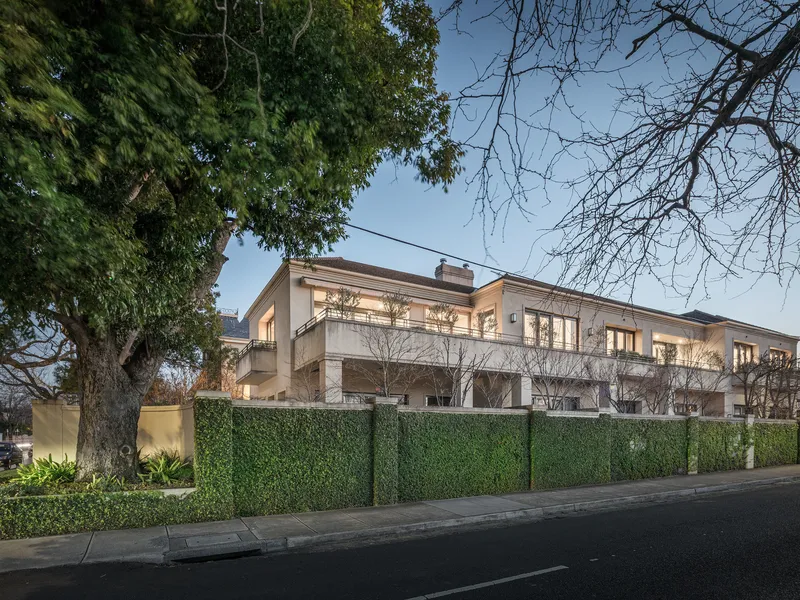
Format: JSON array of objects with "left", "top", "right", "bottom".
[
  {"left": 405, "top": 565, "right": 569, "bottom": 599},
  {"left": 589, "top": 558, "right": 599, "bottom": 562}
]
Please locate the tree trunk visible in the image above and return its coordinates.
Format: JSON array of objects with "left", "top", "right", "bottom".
[{"left": 75, "top": 337, "right": 161, "bottom": 480}]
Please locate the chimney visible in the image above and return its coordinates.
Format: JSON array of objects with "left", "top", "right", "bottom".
[{"left": 434, "top": 258, "right": 474, "bottom": 287}]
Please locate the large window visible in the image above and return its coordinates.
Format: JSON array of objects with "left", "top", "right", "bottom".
[
  {"left": 425, "top": 395, "right": 452, "bottom": 407},
  {"left": 606, "top": 327, "right": 635, "bottom": 353},
  {"left": 769, "top": 348, "right": 790, "bottom": 365},
  {"left": 733, "top": 342, "right": 755, "bottom": 370},
  {"left": 524, "top": 311, "right": 578, "bottom": 350}
]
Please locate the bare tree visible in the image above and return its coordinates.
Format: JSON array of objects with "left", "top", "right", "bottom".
[
  {"left": 763, "top": 355, "right": 800, "bottom": 418},
  {"left": 510, "top": 344, "right": 586, "bottom": 410},
  {"left": 381, "top": 291, "right": 411, "bottom": 326},
  {"left": 349, "top": 324, "right": 434, "bottom": 400},
  {"left": 442, "top": 1, "right": 800, "bottom": 296},
  {"left": 428, "top": 337, "right": 493, "bottom": 406},
  {"left": 426, "top": 303, "right": 459, "bottom": 333},
  {"left": 584, "top": 356, "right": 650, "bottom": 414},
  {"left": 731, "top": 352, "right": 773, "bottom": 416},
  {"left": 671, "top": 342, "right": 727, "bottom": 415},
  {"left": 325, "top": 287, "right": 361, "bottom": 319},
  {"left": 0, "top": 386, "right": 32, "bottom": 439},
  {"left": 474, "top": 370, "right": 516, "bottom": 408}
]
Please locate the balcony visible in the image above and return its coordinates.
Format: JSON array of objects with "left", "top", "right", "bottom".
[{"left": 235, "top": 340, "right": 278, "bottom": 385}]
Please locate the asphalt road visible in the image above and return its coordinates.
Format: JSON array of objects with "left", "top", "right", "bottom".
[{"left": 5, "top": 483, "right": 800, "bottom": 600}]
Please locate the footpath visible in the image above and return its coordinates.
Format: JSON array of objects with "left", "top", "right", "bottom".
[{"left": 3, "top": 464, "right": 800, "bottom": 574}]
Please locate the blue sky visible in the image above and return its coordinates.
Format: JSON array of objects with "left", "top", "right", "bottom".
[{"left": 216, "top": 4, "right": 799, "bottom": 336}]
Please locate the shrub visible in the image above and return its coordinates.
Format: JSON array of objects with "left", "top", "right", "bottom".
[
  {"left": 398, "top": 411, "right": 529, "bottom": 502},
  {"left": 531, "top": 413, "right": 610, "bottom": 489},
  {"left": 754, "top": 422, "right": 798, "bottom": 467},
  {"left": 85, "top": 474, "right": 126, "bottom": 493},
  {"left": 0, "top": 481, "right": 48, "bottom": 498},
  {"left": 610, "top": 418, "right": 688, "bottom": 481},
  {"left": 15, "top": 455, "right": 76, "bottom": 486},
  {"left": 698, "top": 420, "right": 746, "bottom": 473},
  {"left": 138, "top": 449, "right": 193, "bottom": 484},
  {"left": 231, "top": 406, "right": 373, "bottom": 515}
]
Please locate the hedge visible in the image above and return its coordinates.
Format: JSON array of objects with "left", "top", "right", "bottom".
[
  {"left": 698, "top": 420, "right": 746, "bottom": 473},
  {"left": 0, "top": 491, "right": 210, "bottom": 540},
  {"left": 754, "top": 422, "right": 798, "bottom": 468},
  {"left": 531, "top": 413, "right": 610, "bottom": 489},
  {"left": 372, "top": 402, "right": 399, "bottom": 506},
  {"left": 231, "top": 407, "right": 373, "bottom": 515},
  {"left": 398, "top": 411, "right": 529, "bottom": 502},
  {"left": 194, "top": 394, "right": 234, "bottom": 518},
  {"left": 610, "top": 418, "right": 688, "bottom": 481}
]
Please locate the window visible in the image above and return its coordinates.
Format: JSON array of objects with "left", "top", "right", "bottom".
[
  {"left": 653, "top": 341, "right": 678, "bottom": 364},
  {"left": 560, "top": 397, "right": 579, "bottom": 411},
  {"left": 733, "top": 342, "right": 755, "bottom": 370},
  {"left": 675, "top": 403, "right": 697, "bottom": 415},
  {"left": 425, "top": 395, "right": 452, "bottom": 406},
  {"left": 264, "top": 317, "right": 275, "bottom": 342},
  {"left": 769, "top": 348, "right": 790, "bottom": 365},
  {"left": 344, "top": 393, "right": 408, "bottom": 405},
  {"left": 606, "top": 327, "right": 635, "bottom": 353},
  {"left": 621, "top": 401, "right": 638, "bottom": 414},
  {"left": 524, "top": 311, "right": 578, "bottom": 350},
  {"left": 733, "top": 404, "right": 746, "bottom": 417},
  {"left": 532, "top": 395, "right": 579, "bottom": 410}
]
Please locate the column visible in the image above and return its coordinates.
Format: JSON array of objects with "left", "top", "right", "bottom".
[
  {"left": 319, "top": 358, "right": 343, "bottom": 403},
  {"left": 512, "top": 375, "right": 532, "bottom": 407},
  {"left": 457, "top": 370, "right": 474, "bottom": 407},
  {"left": 193, "top": 391, "right": 234, "bottom": 519},
  {"left": 745, "top": 414, "right": 755, "bottom": 469}
]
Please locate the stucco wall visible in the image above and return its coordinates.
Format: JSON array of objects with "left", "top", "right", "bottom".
[{"left": 32, "top": 400, "right": 195, "bottom": 462}]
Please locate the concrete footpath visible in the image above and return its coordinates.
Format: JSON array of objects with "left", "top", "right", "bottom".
[{"left": 3, "top": 465, "right": 800, "bottom": 574}]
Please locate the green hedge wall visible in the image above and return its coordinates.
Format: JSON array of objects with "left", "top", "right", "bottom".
[
  {"left": 398, "top": 411, "right": 529, "bottom": 502},
  {"left": 754, "top": 422, "right": 798, "bottom": 468},
  {"left": 232, "top": 407, "right": 373, "bottom": 516},
  {"left": 194, "top": 395, "right": 234, "bottom": 518},
  {"left": 610, "top": 418, "right": 688, "bottom": 481},
  {"left": 531, "top": 413, "right": 611, "bottom": 489},
  {"left": 372, "top": 402, "right": 399, "bottom": 506},
  {"left": 0, "top": 492, "right": 212, "bottom": 540},
  {"left": 698, "top": 420, "right": 746, "bottom": 473}
]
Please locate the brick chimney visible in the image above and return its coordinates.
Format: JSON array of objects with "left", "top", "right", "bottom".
[{"left": 434, "top": 259, "right": 474, "bottom": 287}]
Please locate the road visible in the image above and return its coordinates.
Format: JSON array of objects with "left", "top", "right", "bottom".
[{"left": 5, "top": 483, "right": 800, "bottom": 600}]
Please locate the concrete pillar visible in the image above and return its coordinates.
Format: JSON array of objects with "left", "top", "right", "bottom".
[
  {"left": 641, "top": 328, "right": 653, "bottom": 357},
  {"left": 724, "top": 392, "right": 738, "bottom": 417},
  {"left": 745, "top": 414, "right": 755, "bottom": 469},
  {"left": 511, "top": 375, "right": 532, "bottom": 407},
  {"left": 457, "top": 370, "right": 474, "bottom": 407},
  {"left": 319, "top": 358, "right": 343, "bottom": 403}
]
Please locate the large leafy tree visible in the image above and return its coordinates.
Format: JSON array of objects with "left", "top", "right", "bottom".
[{"left": 0, "top": 0, "right": 460, "bottom": 478}]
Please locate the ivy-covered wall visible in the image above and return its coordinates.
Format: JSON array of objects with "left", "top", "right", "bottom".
[
  {"left": 754, "top": 422, "right": 798, "bottom": 468},
  {"left": 531, "top": 413, "right": 611, "bottom": 489},
  {"left": 232, "top": 406, "right": 373, "bottom": 516},
  {"left": 698, "top": 420, "right": 746, "bottom": 473},
  {"left": 397, "top": 411, "right": 529, "bottom": 502},
  {"left": 610, "top": 418, "right": 688, "bottom": 481}
]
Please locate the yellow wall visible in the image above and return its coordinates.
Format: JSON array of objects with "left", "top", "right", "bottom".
[{"left": 32, "top": 400, "right": 195, "bottom": 461}]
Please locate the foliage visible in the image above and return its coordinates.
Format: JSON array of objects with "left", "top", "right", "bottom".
[
  {"left": 426, "top": 303, "right": 460, "bottom": 332},
  {"left": 381, "top": 291, "right": 411, "bottom": 326},
  {"left": 231, "top": 406, "right": 373, "bottom": 516},
  {"left": 372, "top": 402, "right": 399, "bottom": 506},
  {"left": 698, "top": 420, "right": 747, "bottom": 473},
  {"left": 193, "top": 396, "right": 234, "bottom": 517},
  {"left": 686, "top": 416, "right": 699, "bottom": 474},
  {"left": 138, "top": 449, "right": 193, "bottom": 484},
  {"left": 753, "top": 422, "right": 798, "bottom": 468},
  {"left": 609, "top": 419, "right": 688, "bottom": 481},
  {"left": 15, "top": 455, "right": 77, "bottom": 486},
  {"left": 85, "top": 474, "right": 126, "bottom": 493},
  {"left": 0, "top": 0, "right": 459, "bottom": 477},
  {"left": 531, "top": 413, "right": 610, "bottom": 489},
  {"left": 398, "top": 411, "right": 529, "bottom": 502},
  {"left": 0, "top": 491, "right": 218, "bottom": 540},
  {"left": 324, "top": 287, "right": 362, "bottom": 319},
  {"left": 474, "top": 310, "right": 497, "bottom": 338},
  {"left": 0, "top": 481, "right": 47, "bottom": 498}
]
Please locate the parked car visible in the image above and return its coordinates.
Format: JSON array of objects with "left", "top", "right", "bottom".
[{"left": 0, "top": 442, "right": 23, "bottom": 469}]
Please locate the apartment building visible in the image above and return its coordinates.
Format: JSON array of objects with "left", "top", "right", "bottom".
[{"left": 233, "top": 257, "right": 798, "bottom": 416}]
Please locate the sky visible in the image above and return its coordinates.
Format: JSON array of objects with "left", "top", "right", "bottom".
[{"left": 216, "top": 2, "right": 799, "bottom": 336}]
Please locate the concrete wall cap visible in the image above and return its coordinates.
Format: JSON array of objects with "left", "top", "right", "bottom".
[{"left": 194, "top": 391, "right": 232, "bottom": 399}]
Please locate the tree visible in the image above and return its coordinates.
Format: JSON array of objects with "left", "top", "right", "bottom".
[
  {"left": 349, "top": 324, "right": 433, "bottom": 400},
  {"left": 381, "top": 291, "right": 411, "bottom": 326},
  {"left": 474, "top": 310, "right": 497, "bottom": 339},
  {"left": 474, "top": 370, "right": 516, "bottom": 408},
  {"left": 671, "top": 342, "right": 727, "bottom": 416},
  {"left": 731, "top": 352, "right": 773, "bottom": 416},
  {"left": 427, "top": 337, "right": 492, "bottom": 406},
  {"left": 510, "top": 344, "right": 586, "bottom": 410},
  {"left": 442, "top": 1, "right": 800, "bottom": 296},
  {"left": 0, "top": 387, "right": 32, "bottom": 439},
  {"left": 0, "top": 0, "right": 460, "bottom": 478},
  {"left": 426, "top": 303, "right": 459, "bottom": 333},
  {"left": 585, "top": 357, "right": 649, "bottom": 414},
  {"left": 324, "top": 288, "right": 362, "bottom": 320}
]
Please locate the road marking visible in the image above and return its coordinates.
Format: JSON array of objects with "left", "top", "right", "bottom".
[
  {"left": 589, "top": 558, "right": 599, "bottom": 562},
  {"left": 405, "top": 565, "right": 569, "bottom": 599}
]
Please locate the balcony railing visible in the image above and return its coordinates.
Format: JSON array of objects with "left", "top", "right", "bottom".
[
  {"left": 239, "top": 339, "right": 277, "bottom": 355},
  {"left": 295, "top": 309, "right": 725, "bottom": 371}
]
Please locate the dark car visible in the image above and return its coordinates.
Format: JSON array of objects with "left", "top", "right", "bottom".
[{"left": 0, "top": 442, "right": 23, "bottom": 469}]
